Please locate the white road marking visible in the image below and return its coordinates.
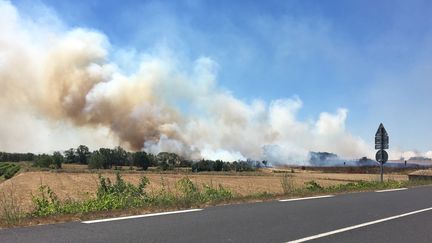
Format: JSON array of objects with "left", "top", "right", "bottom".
[
  {"left": 375, "top": 188, "right": 407, "bottom": 193},
  {"left": 286, "top": 206, "right": 432, "bottom": 243},
  {"left": 82, "top": 209, "right": 203, "bottom": 224},
  {"left": 279, "top": 195, "right": 334, "bottom": 202}
]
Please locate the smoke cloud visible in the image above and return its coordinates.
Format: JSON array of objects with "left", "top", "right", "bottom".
[{"left": 0, "top": 1, "right": 373, "bottom": 162}]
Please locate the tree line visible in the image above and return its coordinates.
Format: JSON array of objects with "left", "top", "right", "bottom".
[
  {"left": 0, "top": 152, "right": 35, "bottom": 162},
  {"left": 1, "top": 145, "right": 263, "bottom": 172}
]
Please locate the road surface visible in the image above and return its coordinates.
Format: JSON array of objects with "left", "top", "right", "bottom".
[{"left": 2, "top": 186, "right": 432, "bottom": 242}]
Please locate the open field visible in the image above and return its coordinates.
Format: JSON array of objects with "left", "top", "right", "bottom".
[{"left": 0, "top": 170, "right": 407, "bottom": 212}]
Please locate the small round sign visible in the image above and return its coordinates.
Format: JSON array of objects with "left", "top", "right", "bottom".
[{"left": 375, "top": 150, "right": 388, "bottom": 164}]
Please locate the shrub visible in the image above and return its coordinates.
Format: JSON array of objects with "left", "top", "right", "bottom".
[
  {"left": 31, "top": 185, "right": 61, "bottom": 217},
  {"left": 33, "top": 154, "right": 54, "bottom": 168},
  {"left": 175, "top": 177, "right": 200, "bottom": 206},
  {"left": 29, "top": 174, "right": 233, "bottom": 217},
  {"left": 158, "top": 161, "right": 170, "bottom": 171},
  {"left": 175, "top": 177, "right": 232, "bottom": 206},
  {"left": 305, "top": 180, "right": 323, "bottom": 191},
  {"left": 281, "top": 174, "right": 295, "bottom": 194},
  {"left": 201, "top": 184, "right": 232, "bottom": 202}
]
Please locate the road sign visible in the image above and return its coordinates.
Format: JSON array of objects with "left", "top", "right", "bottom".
[
  {"left": 375, "top": 149, "right": 388, "bottom": 164},
  {"left": 375, "top": 123, "right": 389, "bottom": 149},
  {"left": 375, "top": 123, "right": 389, "bottom": 183}
]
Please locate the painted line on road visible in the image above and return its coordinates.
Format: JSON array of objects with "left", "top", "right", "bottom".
[
  {"left": 82, "top": 209, "right": 203, "bottom": 224},
  {"left": 279, "top": 195, "right": 334, "bottom": 202},
  {"left": 286, "top": 206, "right": 432, "bottom": 243},
  {"left": 376, "top": 188, "right": 408, "bottom": 193}
]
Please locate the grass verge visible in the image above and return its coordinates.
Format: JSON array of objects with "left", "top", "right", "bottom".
[{"left": 1, "top": 173, "right": 432, "bottom": 228}]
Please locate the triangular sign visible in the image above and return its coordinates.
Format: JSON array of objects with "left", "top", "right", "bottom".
[{"left": 375, "top": 123, "right": 388, "bottom": 137}]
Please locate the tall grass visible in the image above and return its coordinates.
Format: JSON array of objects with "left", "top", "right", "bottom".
[
  {"left": 280, "top": 174, "right": 295, "bottom": 194},
  {"left": 0, "top": 184, "right": 24, "bottom": 226},
  {"left": 30, "top": 172, "right": 233, "bottom": 217}
]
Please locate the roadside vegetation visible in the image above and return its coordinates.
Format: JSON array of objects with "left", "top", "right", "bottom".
[
  {"left": 30, "top": 173, "right": 232, "bottom": 217},
  {"left": 1, "top": 171, "right": 432, "bottom": 227}
]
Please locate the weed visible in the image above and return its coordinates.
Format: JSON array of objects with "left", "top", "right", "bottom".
[
  {"left": 280, "top": 174, "right": 295, "bottom": 194},
  {"left": 0, "top": 185, "right": 23, "bottom": 226},
  {"left": 304, "top": 180, "right": 323, "bottom": 191}
]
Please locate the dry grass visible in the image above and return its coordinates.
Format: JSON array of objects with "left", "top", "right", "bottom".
[{"left": 0, "top": 171, "right": 408, "bottom": 213}]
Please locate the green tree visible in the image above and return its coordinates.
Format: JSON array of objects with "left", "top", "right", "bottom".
[
  {"left": 156, "top": 152, "right": 182, "bottom": 169},
  {"left": 64, "top": 148, "right": 76, "bottom": 163},
  {"left": 113, "top": 146, "right": 128, "bottom": 166},
  {"left": 52, "top": 151, "right": 64, "bottom": 169},
  {"left": 34, "top": 154, "right": 54, "bottom": 168},
  {"left": 133, "top": 151, "right": 150, "bottom": 170},
  {"left": 88, "top": 151, "right": 104, "bottom": 169},
  {"left": 76, "top": 145, "right": 91, "bottom": 164}
]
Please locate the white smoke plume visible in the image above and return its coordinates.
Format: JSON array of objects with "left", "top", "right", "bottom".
[{"left": 0, "top": 1, "right": 372, "bottom": 162}]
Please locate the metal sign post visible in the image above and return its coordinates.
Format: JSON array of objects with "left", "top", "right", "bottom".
[{"left": 375, "top": 123, "right": 389, "bottom": 182}]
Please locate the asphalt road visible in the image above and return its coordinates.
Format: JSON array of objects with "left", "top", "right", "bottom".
[{"left": 2, "top": 186, "right": 432, "bottom": 243}]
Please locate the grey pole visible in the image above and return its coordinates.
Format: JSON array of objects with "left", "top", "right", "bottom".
[{"left": 380, "top": 162, "right": 383, "bottom": 182}]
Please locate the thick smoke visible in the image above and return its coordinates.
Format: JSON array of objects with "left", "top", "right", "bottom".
[{"left": 0, "top": 1, "right": 373, "bottom": 162}]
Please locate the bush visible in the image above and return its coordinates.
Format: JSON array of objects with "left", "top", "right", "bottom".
[
  {"left": 201, "top": 184, "right": 232, "bottom": 202},
  {"left": 175, "top": 177, "right": 232, "bottom": 206},
  {"left": 158, "top": 161, "right": 170, "bottom": 171},
  {"left": 31, "top": 173, "right": 150, "bottom": 216},
  {"left": 176, "top": 177, "right": 200, "bottom": 206},
  {"left": 30, "top": 174, "right": 233, "bottom": 217},
  {"left": 31, "top": 185, "right": 61, "bottom": 217},
  {"left": 33, "top": 154, "right": 54, "bottom": 168},
  {"left": 281, "top": 174, "right": 295, "bottom": 194},
  {"left": 305, "top": 180, "right": 323, "bottom": 191}
]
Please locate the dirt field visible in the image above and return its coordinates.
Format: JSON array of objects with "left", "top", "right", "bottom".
[{"left": 0, "top": 170, "right": 407, "bottom": 211}]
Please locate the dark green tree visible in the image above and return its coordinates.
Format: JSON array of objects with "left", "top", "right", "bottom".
[
  {"left": 52, "top": 151, "right": 64, "bottom": 169},
  {"left": 33, "top": 154, "right": 54, "bottom": 168},
  {"left": 113, "top": 146, "right": 128, "bottom": 166},
  {"left": 76, "top": 145, "right": 91, "bottom": 164},
  {"left": 64, "top": 148, "right": 76, "bottom": 163},
  {"left": 133, "top": 151, "right": 151, "bottom": 170}
]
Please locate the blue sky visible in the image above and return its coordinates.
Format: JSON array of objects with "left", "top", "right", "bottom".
[{"left": 11, "top": 0, "right": 432, "bottom": 153}]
